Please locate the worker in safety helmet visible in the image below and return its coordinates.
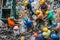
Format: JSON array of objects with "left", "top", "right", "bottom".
[
  {"left": 24, "top": 17, "right": 33, "bottom": 32},
  {"left": 35, "top": 10, "right": 44, "bottom": 27},
  {"left": 45, "top": 11, "right": 54, "bottom": 26},
  {"left": 40, "top": 0, "right": 48, "bottom": 15},
  {"left": 7, "top": 16, "right": 15, "bottom": 28},
  {"left": 24, "top": 1, "right": 34, "bottom": 15},
  {"left": 34, "top": 32, "right": 44, "bottom": 40}
]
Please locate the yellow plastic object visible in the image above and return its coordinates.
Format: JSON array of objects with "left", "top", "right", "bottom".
[
  {"left": 35, "top": 10, "right": 40, "bottom": 15},
  {"left": 24, "top": 1, "right": 28, "bottom": 6},
  {"left": 43, "top": 27, "right": 48, "bottom": 32},
  {"left": 45, "top": 11, "right": 49, "bottom": 15},
  {"left": 21, "top": 36, "right": 25, "bottom": 40},
  {"left": 42, "top": 30, "right": 51, "bottom": 38}
]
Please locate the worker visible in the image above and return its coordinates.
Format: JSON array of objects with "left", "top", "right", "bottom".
[
  {"left": 35, "top": 10, "right": 44, "bottom": 28},
  {"left": 24, "top": 1, "right": 34, "bottom": 15},
  {"left": 7, "top": 16, "right": 15, "bottom": 28},
  {"left": 37, "top": 10, "right": 43, "bottom": 19},
  {"left": 24, "top": 18, "right": 33, "bottom": 32},
  {"left": 40, "top": 0, "right": 48, "bottom": 14},
  {"left": 34, "top": 33, "right": 45, "bottom": 40},
  {"left": 47, "top": 11, "right": 54, "bottom": 26},
  {"left": 37, "top": 10, "right": 44, "bottom": 24},
  {"left": 42, "top": 30, "right": 51, "bottom": 40},
  {"left": 7, "top": 16, "right": 18, "bottom": 29}
]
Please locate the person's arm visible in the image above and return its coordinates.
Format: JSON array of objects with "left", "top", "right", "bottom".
[
  {"left": 43, "top": 15, "right": 47, "bottom": 19},
  {"left": 14, "top": 19, "right": 18, "bottom": 22}
]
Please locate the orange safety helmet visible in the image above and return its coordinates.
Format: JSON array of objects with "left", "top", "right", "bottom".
[{"left": 33, "top": 33, "right": 38, "bottom": 38}]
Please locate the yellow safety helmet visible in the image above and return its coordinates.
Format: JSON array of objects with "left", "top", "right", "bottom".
[
  {"left": 43, "top": 27, "right": 48, "bottom": 32},
  {"left": 45, "top": 11, "right": 49, "bottom": 15},
  {"left": 35, "top": 10, "right": 40, "bottom": 15},
  {"left": 24, "top": 1, "right": 28, "bottom": 6},
  {"left": 40, "top": 0, "right": 45, "bottom": 4},
  {"left": 21, "top": 36, "right": 25, "bottom": 40},
  {"left": 42, "top": 0, "right": 46, "bottom": 1}
]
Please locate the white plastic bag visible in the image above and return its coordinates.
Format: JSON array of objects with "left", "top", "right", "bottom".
[
  {"left": 32, "top": 15, "right": 37, "bottom": 20},
  {"left": 31, "top": 1, "right": 40, "bottom": 10},
  {"left": 0, "top": 20, "right": 4, "bottom": 27},
  {"left": 14, "top": 30, "right": 19, "bottom": 36}
]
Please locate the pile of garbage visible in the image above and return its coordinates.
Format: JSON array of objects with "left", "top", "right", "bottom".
[{"left": 0, "top": 0, "right": 60, "bottom": 40}]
